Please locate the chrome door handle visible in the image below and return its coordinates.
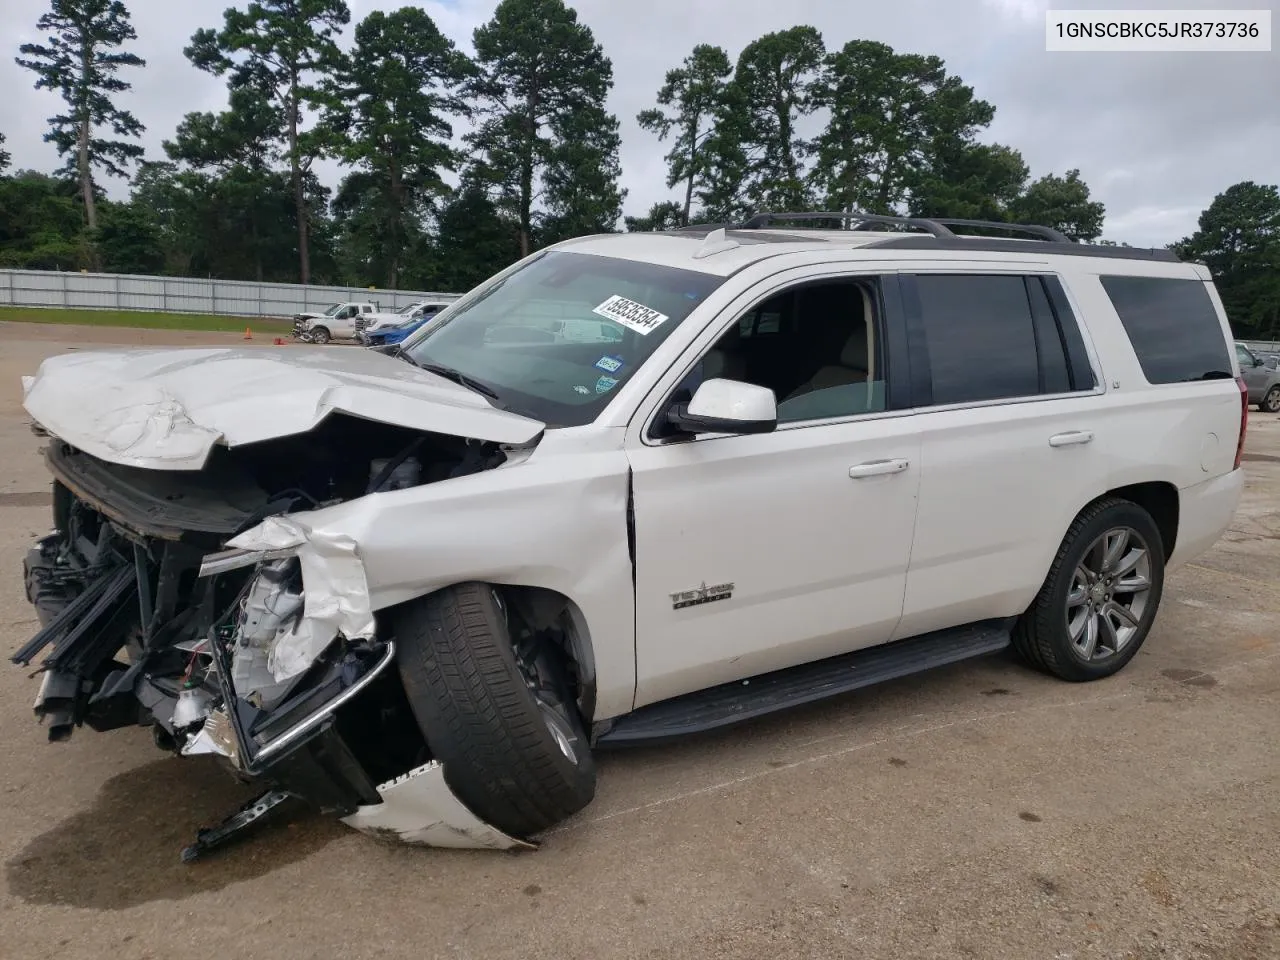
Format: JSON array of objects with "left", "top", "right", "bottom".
[
  {"left": 849, "top": 459, "right": 910, "bottom": 479},
  {"left": 1049, "top": 430, "right": 1094, "bottom": 447}
]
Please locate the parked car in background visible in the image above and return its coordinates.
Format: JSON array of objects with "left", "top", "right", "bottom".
[
  {"left": 1235, "top": 342, "right": 1280, "bottom": 411},
  {"left": 360, "top": 310, "right": 441, "bottom": 348},
  {"left": 356, "top": 301, "right": 455, "bottom": 339},
  {"left": 293, "top": 301, "right": 378, "bottom": 343},
  {"left": 358, "top": 302, "right": 452, "bottom": 347}
]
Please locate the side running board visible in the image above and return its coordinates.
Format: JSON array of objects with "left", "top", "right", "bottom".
[{"left": 596, "top": 620, "right": 1013, "bottom": 747}]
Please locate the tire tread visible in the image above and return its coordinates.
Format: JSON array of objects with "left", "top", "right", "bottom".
[{"left": 393, "top": 582, "right": 595, "bottom": 837}]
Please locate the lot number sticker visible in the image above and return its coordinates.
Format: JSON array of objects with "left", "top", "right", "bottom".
[{"left": 592, "top": 295, "right": 669, "bottom": 336}]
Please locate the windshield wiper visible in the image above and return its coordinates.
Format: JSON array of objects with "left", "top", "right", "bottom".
[{"left": 416, "top": 361, "right": 501, "bottom": 401}]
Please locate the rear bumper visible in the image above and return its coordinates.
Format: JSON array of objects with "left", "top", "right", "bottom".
[{"left": 1168, "top": 469, "right": 1244, "bottom": 571}]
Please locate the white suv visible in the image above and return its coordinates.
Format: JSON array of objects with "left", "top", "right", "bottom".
[{"left": 16, "top": 213, "right": 1247, "bottom": 857}]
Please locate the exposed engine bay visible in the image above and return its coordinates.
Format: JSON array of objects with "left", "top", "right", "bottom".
[{"left": 16, "top": 414, "right": 521, "bottom": 858}]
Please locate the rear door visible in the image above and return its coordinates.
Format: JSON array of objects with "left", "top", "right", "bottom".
[{"left": 894, "top": 269, "right": 1107, "bottom": 639}]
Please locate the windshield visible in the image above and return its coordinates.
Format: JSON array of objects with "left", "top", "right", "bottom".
[
  {"left": 402, "top": 250, "right": 723, "bottom": 426},
  {"left": 398, "top": 303, "right": 421, "bottom": 315},
  {"left": 323, "top": 304, "right": 344, "bottom": 317}
]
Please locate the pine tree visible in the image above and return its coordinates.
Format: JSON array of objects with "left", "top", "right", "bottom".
[
  {"left": 322, "top": 7, "right": 473, "bottom": 288},
  {"left": 15, "top": 0, "right": 147, "bottom": 230},
  {"left": 464, "top": 0, "right": 624, "bottom": 256},
  {"left": 186, "top": 0, "right": 350, "bottom": 284},
  {"left": 637, "top": 45, "right": 733, "bottom": 226}
]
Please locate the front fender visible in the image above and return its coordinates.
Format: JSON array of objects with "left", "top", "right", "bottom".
[{"left": 227, "top": 434, "right": 637, "bottom": 720}]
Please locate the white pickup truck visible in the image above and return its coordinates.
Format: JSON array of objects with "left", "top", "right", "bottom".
[{"left": 292, "top": 302, "right": 379, "bottom": 343}]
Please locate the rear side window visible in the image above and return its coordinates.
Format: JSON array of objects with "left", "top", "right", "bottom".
[
  {"left": 912, "top": 274, "right": 1090, "bottom": 406},
  {"left": 1099, "top": 276, "right": 1233, "bottom": 384}
]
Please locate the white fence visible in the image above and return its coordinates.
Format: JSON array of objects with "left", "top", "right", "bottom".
[{"left": 0, "top": 268, "right": 461, "bottom": 319}]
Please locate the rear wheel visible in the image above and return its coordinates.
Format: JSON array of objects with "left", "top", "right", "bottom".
[
  {"left": 1260, "top": 385, "right": 1280, "bottom": 413},
  {"left": 309, "top": 326, "right": 331, "bottom": 344},
  {"left": 1013, "top": 498, "right": 1165, "bottom": 681},
  {"left": 392, "top": 582, "right": 596, "bottom": 838}
]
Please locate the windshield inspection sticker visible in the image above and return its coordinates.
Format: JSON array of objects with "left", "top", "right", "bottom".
[
  {"left": 592, "top": 295, "right": 669, "bottom": 336},
  {"left": 594, "top": 354, "right": 624, "bottom": 373},
  {"left": 595, "top": 375, "right": 619, "bottom": 394}
]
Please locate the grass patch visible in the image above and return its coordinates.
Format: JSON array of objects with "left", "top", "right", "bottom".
[{"left": 0, "top": 306, "right": 292, "bottom": 332}]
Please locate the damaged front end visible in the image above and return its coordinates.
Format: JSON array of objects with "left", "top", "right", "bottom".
[{"left": 15, "top": 415, "right": 531, "bottom": 858}]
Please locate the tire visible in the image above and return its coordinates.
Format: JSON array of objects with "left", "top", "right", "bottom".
[
  {"left": 309, "top": 326, "right": 331, "bottom": 344},
  {"left": 1013, "top": 497, "right": 1166, "bottom": 682},
  {"left": 392, "top": 582, "right": 596, "bottom": 838},
  {"left": 1260, "top": 386, "right": 1280, "bottom": 413}
]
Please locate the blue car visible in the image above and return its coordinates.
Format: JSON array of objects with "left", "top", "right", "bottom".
[{"left": 360, "top": 308, "right": 442, "bottom": 348}]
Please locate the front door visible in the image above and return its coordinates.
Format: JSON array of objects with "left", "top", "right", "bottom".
[{"left": 625, "top": 274, "right": 922, "bottom": 708}]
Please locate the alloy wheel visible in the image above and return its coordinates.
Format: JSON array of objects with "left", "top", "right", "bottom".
[{"left": 1065, "top": 526, "right": 1153, "bottom": 661}]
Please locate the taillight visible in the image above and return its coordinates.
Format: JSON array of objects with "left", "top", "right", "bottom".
[{"left": 1235, "top": 376, "right": 1249, "bottom": 470}]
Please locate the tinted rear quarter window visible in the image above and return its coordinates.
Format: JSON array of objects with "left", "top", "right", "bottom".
[{"left": 1099, "top": 276, "right": 1232, "bottom": 384}]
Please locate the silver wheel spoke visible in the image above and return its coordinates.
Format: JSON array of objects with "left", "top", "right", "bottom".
[
  {"left": 1067, "top": 578, "right": 1089, "bottom": 607},
  {"left": 1075, "top": 612, "right": 1099, "bottom": 659},
  {"left": 1097, "top": 607, "right": 1122, "bottom": 652},
  {"left": 1116, "top": 572, "right": 1150, "bottom": 593},
  {"left": 1104, "top": 600, "right": 1140, "bottom": 629},
  {"left": 1112, "top": 547, "right": 1146, "bottom": 579},
  {"left": 1068, "top": 606, "right": 1090, "bottom": 640},
  {"left": 1101, "top": 530, "right": 1130, "bottom": 574}
]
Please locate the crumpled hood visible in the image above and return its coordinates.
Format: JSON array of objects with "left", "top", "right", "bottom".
[{"left": 22, "top": 347, "right": 545, "bottom": 470}]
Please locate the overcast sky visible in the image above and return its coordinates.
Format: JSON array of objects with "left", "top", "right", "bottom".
[{"left": 1, "top": 0, "right": 1276, "bottom": 246}]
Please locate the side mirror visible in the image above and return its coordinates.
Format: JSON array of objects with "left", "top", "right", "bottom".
[{"left": 666, "top": 378, "right": 777, "bottom": 436}]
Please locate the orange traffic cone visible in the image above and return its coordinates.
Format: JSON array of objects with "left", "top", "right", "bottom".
[
  {"left": 243, "top": 326, "right": 252, "bottom": 340},
  {"left": 273, "top": 337, "right": 284, "bottom": 345}
]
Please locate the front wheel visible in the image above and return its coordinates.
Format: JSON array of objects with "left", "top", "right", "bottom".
[
  {"left": 1013, "top": 498, "right": 1165, "bottom": 682},
  {"left": 1259, "top": 385, "right": 1280, "bottom": 413},
  {"left": 309, "top": 326, "right": 331, "bottom": 345},
  {"left": 392, "top": 583, "right": 596, "bottom": 838}
]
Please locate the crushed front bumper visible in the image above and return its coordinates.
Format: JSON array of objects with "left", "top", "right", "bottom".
[{"left": 15, "top": 471, "right": 534, "bottom": 858}]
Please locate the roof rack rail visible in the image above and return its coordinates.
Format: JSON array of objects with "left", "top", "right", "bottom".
[
  {"left": 737, "top": 211, "right": 957, "bottom": 239},
  {"left": 924, "top": 218, "right": 1071, "bottom": 243},
  {"left": 737, "top": 210, "right": 1073, "bottom": 244}
]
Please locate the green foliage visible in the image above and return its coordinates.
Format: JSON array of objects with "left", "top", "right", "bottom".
[
  {"left": 727, "top": 27, "right": 826, "bottom": 212},
  {"left": 623, "top": 201, "right": 684, "bottom": 233},
  {"left": 428, "top": 182, "right": 523, "bottom": 292},
  {"left": 0, "top": 305, "right": 293, "bottom": 330},
  {"left": 1178, "top": 181, "right": 1280, "bottom": 336},
  {"left": 463, "top": 0, "right": 624, "bottom": 256},
  {"left": 94, "top": 198, "right": 163, "bottom": 273},
  {"left": 0, "top": 170, "right": 85, "bottom": 268},
  {"left": 1008, "top": 169, "right": 1105, "bottom": 241},
  {"left": 909, "top": 143, "right": 1029, "bottom": 221},
  {"left": 187, "top": 0, "right": 351, "bottom": 283},
  {"left": 15, "top": 0, "right": 146, "bottom": 231},
  {"left": 322, "top": 7, "right": 472, "bottom": 288},
  {"left": 813, "top": 40, "right": 995, "bottom": 215},
  {"left": 636, "top": 45, "right": 733, "bottom": 226}
]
